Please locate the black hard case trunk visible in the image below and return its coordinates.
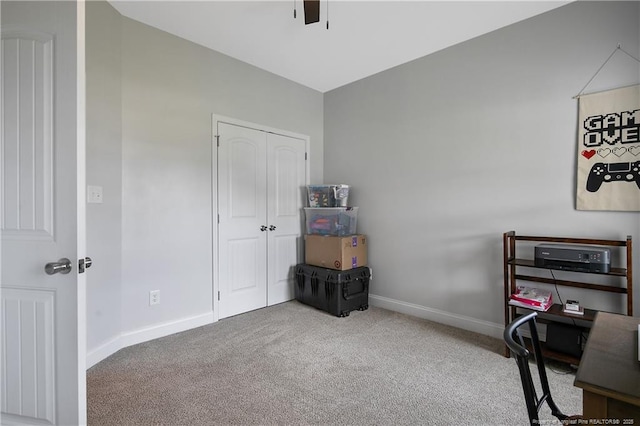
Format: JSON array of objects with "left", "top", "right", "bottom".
[{"left": 294, "top": 264, "right": 370, "bottom": 317}]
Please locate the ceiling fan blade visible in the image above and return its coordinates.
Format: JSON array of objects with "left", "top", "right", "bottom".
[{"left": 304, "top": 0, "right": 320, "bottom": 24}]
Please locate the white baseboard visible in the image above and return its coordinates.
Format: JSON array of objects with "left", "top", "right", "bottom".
[
  {"left": 369, "top": 294, "right": 505, "bottom": 340},
  {"left": 86, "top": 311, "right": 214, "bottom": 369},
  {"left": 87, "top": 334, "right": 123, "bottom": 369}
]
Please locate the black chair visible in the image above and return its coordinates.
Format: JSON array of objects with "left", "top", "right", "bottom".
[{"left": 503, "top": 312, "right": 580, "bottom": 425}]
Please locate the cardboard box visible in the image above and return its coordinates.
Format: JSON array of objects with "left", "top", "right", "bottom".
[{"left": 305, "top": 234, "right": 367, "bottom": 270}]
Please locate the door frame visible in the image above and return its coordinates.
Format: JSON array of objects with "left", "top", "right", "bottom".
[
  {"left": 211, "top": 114, "right": 310, "bottom": 322},
  {"left": 76, "top": 1, "right": 88, "bottom": 420}
]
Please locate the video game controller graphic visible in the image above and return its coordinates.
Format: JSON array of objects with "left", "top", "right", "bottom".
[{"left": 586, "top": 161, "right": 640, "bottom": 192}]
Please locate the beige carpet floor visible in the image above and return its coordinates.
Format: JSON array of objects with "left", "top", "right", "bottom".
[{"left": 87, "top": 301, "right": 582, "bottom": 425}]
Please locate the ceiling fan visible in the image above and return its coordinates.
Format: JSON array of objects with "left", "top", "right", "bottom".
[
  {"left": 303, "top": 0, "right": 320, "bottom": 24},
  {"left": 294, "top": 0, "right": 328, "bottom": 28}
]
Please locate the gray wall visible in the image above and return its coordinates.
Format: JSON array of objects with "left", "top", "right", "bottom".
[
  {"left": 324, "top": 1, "right": 640, "bottom": 337},
  {"left": 86, "top": 2, "right": 324, "bottom": 364},
  {"left": 86, "top": 0, "right": 122, "bottom": 353},
  {"left": 87, "top": 0, "right": 639, "bottom": 364}
]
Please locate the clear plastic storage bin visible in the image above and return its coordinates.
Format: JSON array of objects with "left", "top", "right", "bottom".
[
  {"left": 307, "top": 185, "right": 349, "bottom": 207},
  {"left": 304, "top": 207, "right": 358, "bottom": 236}
]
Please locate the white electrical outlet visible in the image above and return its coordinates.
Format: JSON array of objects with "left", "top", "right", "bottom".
[{"left": 149, "top": 290, "right": 160, "bottom": 306}]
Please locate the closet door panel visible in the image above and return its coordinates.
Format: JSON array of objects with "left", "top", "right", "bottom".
[
  {"left": 267, "top": 133, "right": 306, "bottom": 305},
  {"left": 218, "top": 123, "right": 267, "bottom": 319}
]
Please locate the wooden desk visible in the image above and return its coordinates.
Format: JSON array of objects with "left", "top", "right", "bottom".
[{"left": 574, "top": 311, "right": 640, "bottom": 423}]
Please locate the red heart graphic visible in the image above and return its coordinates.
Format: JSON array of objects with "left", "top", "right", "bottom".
[{"left": 582, "top": 149, "right": 596, "bottom": 159}]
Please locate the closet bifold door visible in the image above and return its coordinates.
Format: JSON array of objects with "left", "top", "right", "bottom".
[
  {"left": 217, "top": 122, "right": 307, "bottom": 318},
  {"left": 266, "top": 133, "right": 306, "bottom": 306},
  {"left": 217, "top": 123, "right": 268, "bottom": 319}
]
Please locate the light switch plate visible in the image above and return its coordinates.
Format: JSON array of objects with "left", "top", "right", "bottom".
[{"left": 87, "top": 185, "right": 103, "bottom": 203}]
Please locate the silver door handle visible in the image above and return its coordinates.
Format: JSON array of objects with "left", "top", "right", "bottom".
[
  {"left": 45, "top": 258, "right": 72, "bottom": 275},
  {"left": 269, "top": 225, "right": 276, "bottom": 231},
  {"left": 260, "top": 225, "right": 268, "bottom": 231}
]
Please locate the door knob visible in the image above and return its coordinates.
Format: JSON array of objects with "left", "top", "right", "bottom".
[
  {"left": 269, "top": 225, "right": 276, "bottom": 231},
  {"left": 260, "top": 225, "right": 267, "bottom": 232},
  {"left": 45, "top": 258, "right": 72, "bottom": 275}
]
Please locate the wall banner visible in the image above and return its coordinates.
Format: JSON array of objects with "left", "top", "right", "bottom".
[{"left": 577, "top": 85, "right": 640, "bottom": 211}]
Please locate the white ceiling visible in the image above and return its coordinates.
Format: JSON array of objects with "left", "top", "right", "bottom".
[{"left": 109, "top": 0, "right": 572, "bottom": 93}]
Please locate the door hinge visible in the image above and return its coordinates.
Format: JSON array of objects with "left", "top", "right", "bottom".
[
  {"left": 218, "top": 291, "right": 220, "bottom": 301},
  {"left": 215, "top": 134, "right": 220, "bottom": 147},
  {"left": 217, "top": 214, "right": 220, "bottom": 224},
  {"left": 305, "top": 152, "right": 308, "bottom": 160}
]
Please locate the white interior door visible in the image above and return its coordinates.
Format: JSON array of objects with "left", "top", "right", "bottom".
[
  {"left": 217, "top": 122, "right": 268, "bottom": 319},
  {"left": 266, "top": 133, "right": 306, "bottom": 305},
  {"left": 1, "top": 1, "right": 86, "bottom": 425},
  {"left": 216, "top": 119, "right": 308, "bottom": 319}
]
